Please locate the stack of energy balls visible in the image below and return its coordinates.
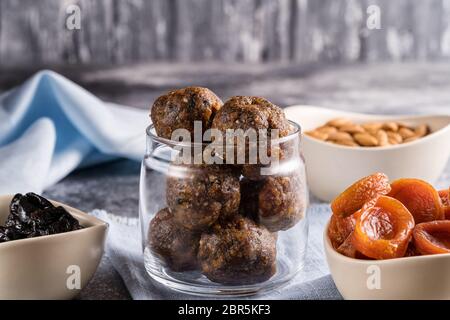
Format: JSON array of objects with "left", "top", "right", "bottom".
[{"left": 149, "top": 87, "right": 306, "bottom": 285}]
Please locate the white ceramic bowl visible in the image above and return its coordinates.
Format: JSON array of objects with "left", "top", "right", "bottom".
[
  {"left": 285, "top": 106, "right": 450, "bottom": 202},
  {"left": 0, "top": 195, "right": 108, "bottom": 300},
  {"left": 324, "top": 220, "right": 450, "bottom": 300}
]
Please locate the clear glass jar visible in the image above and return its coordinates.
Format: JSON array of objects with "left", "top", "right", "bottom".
[{"left": 139, "top": 121, "right": 309, "bottom": 296}]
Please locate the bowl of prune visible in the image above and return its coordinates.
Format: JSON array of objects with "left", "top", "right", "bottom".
[
  {"left": 0, "top": 193, "right": 107, "bottom": 299},
  {"left": 140, "top": 88, "right": 309, "bottom": 296}
]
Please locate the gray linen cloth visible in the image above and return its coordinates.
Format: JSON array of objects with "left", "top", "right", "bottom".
[
  {"left": 92, "top": 160, "right": 450, "bottom": 300},
  {"left": 91, "top": 204, "right": 341, "bottom": 300}
]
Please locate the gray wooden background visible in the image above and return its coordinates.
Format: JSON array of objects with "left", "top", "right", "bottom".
[{"left": 0, "top": 0, "right": 449, "bottom": 67}]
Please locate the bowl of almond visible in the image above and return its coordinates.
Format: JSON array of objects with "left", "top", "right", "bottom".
[{"left": 284, "top": 106, "right": 450, "bottom": 202}]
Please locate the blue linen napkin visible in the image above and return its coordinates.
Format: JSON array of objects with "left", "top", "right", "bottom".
[{"left": 0, "top": 70, "right": 148, "bottom": 194}]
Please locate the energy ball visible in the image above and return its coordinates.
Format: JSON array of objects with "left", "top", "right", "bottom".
[
  {"left": 211, "top": 96, "right": 291, "bottom": 137},
  {"left": 148, "top": 208, "right": 200, "bottom": 272},
  {"left": 166, "top": 164, "right": 241, "bottom": 231},
  {"left": 198, "top": 215, "right": 277, "bottom": 285},
  {"left": 211, "top": 96, "right": 292, "bottom": 178},
  {"left": 240, "top": 173, "right": 306, "bottom": 232},
  {"left": 150, "top": 87, "right": 223, "bottom": 139}
]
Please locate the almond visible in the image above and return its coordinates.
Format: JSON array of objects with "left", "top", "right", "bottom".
[
  {"left": 398, "top": 127, "right": 415, "bottom": 139},
  {"left": 326, "top": 118, "right": 352, "bottom": 128},
  {"left": 376, "top": 130, "right": 389, "bottom": 146},
  {"left": 388, "top": 137, "right": 399, "bottom": 145},
  {"left": 305, "top": 130, "right": 328, "bottom": 141},
  {"left": 327, "top": 131, "right": 353, "bottom": 142},
  {"left": 310, "top": 119, "right": 430, "bottom": 147},
  {"left": 316, "top": 126, "right": 338, "bottom": 134},
  {"left": 404, "top": 136, "right": 419, "bottom": 143},
  {"left": 361, "top": 122, "right": 382, "bottom": 134},
  {"left": 387, "top": 131, "right": 403, "bottom": 144},
  {"left": 414, "top": 124, "right": 429, "bottom": 137},
  {"left": 382, "top": 122, "right": 399, "bottom": 132},
  {"left": 339, "top": 124, "right": 365, "bottom": 134},
  {"left": 354, "top": 133, "right": 378, "bottom": 146}
]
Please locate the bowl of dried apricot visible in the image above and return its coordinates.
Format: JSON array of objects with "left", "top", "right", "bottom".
[
  {"left": 284, "top": 106, "right": 450, "bottom": 202},
  {"left": 324, "top": 173, "right": 450, "bottom": 300}
]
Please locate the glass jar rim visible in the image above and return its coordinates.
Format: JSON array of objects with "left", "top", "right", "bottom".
[{"left": 146, "top": 120, "right": 302, "bottom": 147}]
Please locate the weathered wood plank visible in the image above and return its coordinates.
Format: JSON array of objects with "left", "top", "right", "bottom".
[{"left": 0, "top": 0, "right": 449, "bottom": 67}]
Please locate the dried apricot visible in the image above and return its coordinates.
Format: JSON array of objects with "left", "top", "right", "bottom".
[
  {"left": 352, "top": 196, "right": 414, "bottom": 259},
  {"left": 438, "top": 188, "right": 450, "bottom": 219},
  {"left": 336, "top": 234, "right": 357, "bottom": 258},
  {"left": 336, "top": 234, "right": 372, "bottom": 259},
  {"left": 331, "top": 173, "right": 391, "bottom": 218},
  {"left": 388, "top": 179, "right": 444, "bottom": 223},
  {"left": 413, "top": 221, "right": 450, "bottom": 255},
  {"left": 328, "top": 214, "right": 355, "bottom": 249},
  {"left": 404, "top": 241, "right": 419, "bottom": 257}
]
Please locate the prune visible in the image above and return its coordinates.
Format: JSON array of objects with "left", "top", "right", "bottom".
[
  {"left": 388, "top": 179, "right": 444, "bottom": 223},
  {"left": 413, "top": 221, "right": 450, "bottom": 255},
  {"left": 331, "top": 173, "right": 391, "bottom": 218},
  {"left": 166, "top": 164, "right": 240, "bottom": 231},
  {"left": 198, "top": 215, "right": 277, "bottom": 285},
  {"left": 8, "top": 192, "right": 53, "bottom": 226},
  {"left": 0, "top": 193, "right": 82, "bottom": 243},
  {"left": 0, "top": 226, "right": 22, "bottom": 243},
  {"left": 150, "top": 87, "right": 223, "bottom": 140},
  {"left": 240, "top": 173, "right": 306, "bottom": 232},
  {"left": 438, "top": 188, "right": 450, "bottom": 220},
  {"left": 352, "top": 196, "right": 414, "bottom": 260},
  {"left": 149, "top": 208, "right": 200, "bottom": 272}
]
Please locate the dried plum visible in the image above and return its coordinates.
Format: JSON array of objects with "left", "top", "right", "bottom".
[{"left": 0, "top": 193, "right": 82, "bottom": 243}]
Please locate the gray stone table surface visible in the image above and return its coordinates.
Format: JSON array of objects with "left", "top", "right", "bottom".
[{"left": 6, "top": 61, "right": 448, "bottom": 299}]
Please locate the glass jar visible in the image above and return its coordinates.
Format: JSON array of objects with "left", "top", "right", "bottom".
[{"left": 139, "top": 121, "right": 309, "bottom": 296}]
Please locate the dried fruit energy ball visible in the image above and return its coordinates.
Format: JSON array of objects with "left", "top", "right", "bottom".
[
  {"left": 150, "top": 87, "right": 223, "bottom": 139},
  {"left": 211, "top": 96, "right": 292, "bottom": 177},
  {"left": 149, "top": 208, "right": 200, "bottom": 272},
  {"left": 212, "top": 96, "right": 291, "bottom": 138},
  {"left": 241, "top": 173, "right": 306, "bottom": 232},
  {"left": 166, "top": 164, "right": 240, "bottom": 231},
  {"left": 198, "top": 216, "right": 277, "bottom": 285}
]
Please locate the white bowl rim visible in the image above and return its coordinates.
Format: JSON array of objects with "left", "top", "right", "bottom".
[
  {"left": 286, "top": 105, "right": 450, "bottom": 151},
  {"left": 324, "top": 219, "right": 450, "bottom": 265},
  {"left": 0, "top": 194, "right": 108, "bottom": 249}
]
